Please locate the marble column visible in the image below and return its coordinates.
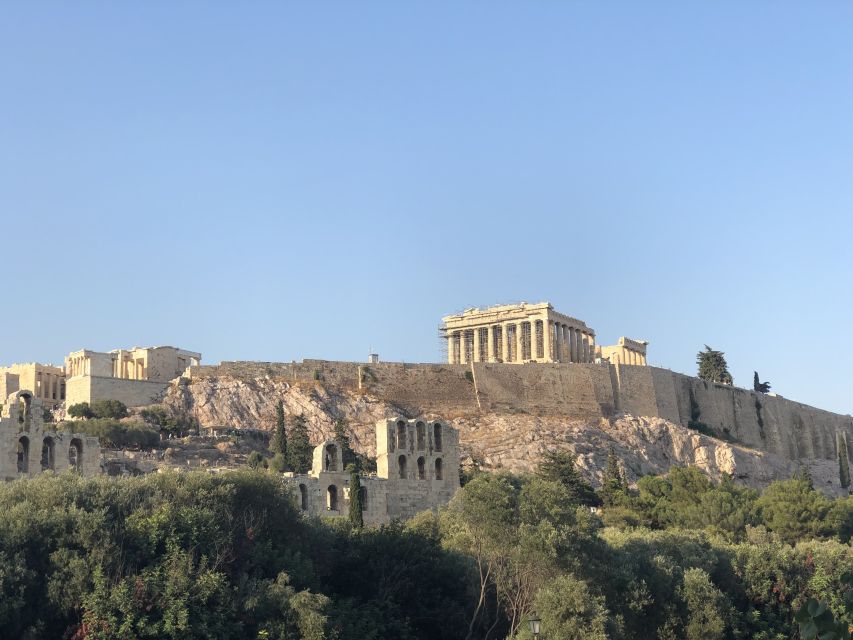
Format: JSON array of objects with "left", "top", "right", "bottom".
[
  {"left": 542, "top": 320, "right": 551, "bottom": 361},
  {"left": 487, "top": 325, "right": 495, "bottom": 362},
  {"left": 515, "top": 324, "right": 523, "bottom": 363},
  {"left": 503, "top": 323, "right": 512, "bottom": 362}
]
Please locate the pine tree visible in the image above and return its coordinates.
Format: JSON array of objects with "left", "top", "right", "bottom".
[
  {"left": 270, "top": 401, "right": 288, "bottom": 460},
  {"left": 286, "top": 413, "right": 313, "bottom": 474},
  {"left": 697, "top": 346, "right": 733, "bottom": 385},
  {"left": 599, "top": 446, "right": 627, "bottom": 506},
  {"left": 537, "top": 449, "right": 600, "bottom": 506},
  {"left": 348, "top": 463, "right": 364, "bottom": 529}
]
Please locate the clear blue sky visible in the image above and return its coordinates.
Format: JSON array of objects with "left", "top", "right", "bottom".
[{"left": 2, "top": 3, "right": 852, "bottom": 414}]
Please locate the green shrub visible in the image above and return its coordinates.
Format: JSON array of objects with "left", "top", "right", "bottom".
[
  {"left": 89, "top": 399, "right": 129, "bottom": 419},
  {"left": 247, "top": 451, "right": 266, "bottom": 469}
]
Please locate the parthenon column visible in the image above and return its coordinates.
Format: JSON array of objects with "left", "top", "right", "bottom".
[
  {"left": 582, "top": 333, "right": 590, "bottom": 363},
  {"left": 551, "top": 322, "right": 560, "bottom": 361},
  {"left": 543, "top": 320, "right": 552, "bottom": 362},
  {"left": 502, "top": 323, "right": 512, "bottom": 363},
  {"left": 563, "top": 325, "right": 571, "bottom": 361},
  {"left": 473, "top": 329, "right": 482, "bottom": 363},
  {"left": 516, "top": 324, "right": 523, "bottom": 363},
  {"left": 487, "top": 325, "right": 495, "bottom": 362},
  {"left": 568, "top": 328, "right": 576, "bottom": 362}
]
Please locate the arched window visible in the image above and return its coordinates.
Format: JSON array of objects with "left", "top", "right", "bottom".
[
  {"left": 327, "top": 485, "right": 338, "bottom": 511},
  {"left": 324, "top": 444, "right": 338, "bottom": 471},
  {"left": 299, "top": 484, "right": 308, "bottom": 510},
  {"left": 69, "top": 438, "right": 83, "bottom": 472},
  {"left": 433, "top": 423, "right": 442, "bottom": 452},
  {"left": 41, "top": 437, "right": 55, "bottom": 471},
  {"left": 417, "top": 456, "right": 425, "bottom": 480},
  {"left": 435, "top": 458, "right": 443, "bottom": 480},
  {"left": 396, "top": 421, "right": 407, "bottom": 450},
  {"left": 17, "top": 436, "right": 29, "bottom": 473},
  {"left": 416, "top": 422, "right": 425, "bottom": 450},
  {"left": 398, "top": 455, "right": 407, "bottom": 479}
]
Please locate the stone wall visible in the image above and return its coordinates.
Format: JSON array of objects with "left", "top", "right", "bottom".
[
  {"left": 66, "top": 375, "right": 170, "bottom": 408},
  {"left": 187, "top": 360, "right": 853, "bottom": 464}
]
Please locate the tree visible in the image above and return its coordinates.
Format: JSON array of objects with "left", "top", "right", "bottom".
[
  {"left": 67, "top": 402, "right": 94, "bottom": 419},
  {"left": 348, "top": 464, "right": 364, "bottom": 529},
  {"left": 599, "top": 446, "right": 627, "bottom": 507},
  {"left": 286, "top": 414, "right": 312, "bottom": 474},
  {"left": 247, "top": 451, "right": 266, "bottom": 470},
  {"left": 697, "top": 346, "right": 733, "bottom": 385},
  {"left": 753, "top": 371, "right": 771, "bottom": 394},
  {"left": 270, "top": 401, "right": 288, "bottom": 461},
  {"left": 757, "top": 477, "right": 834, "bottom": 543},
  {"left": 537, "top": 449, "right": 599, "bottom": 506},
  {"left": 526, "top": 575, "right": 610, "bottom": 640},
  {"left": 89, "top": 399, "right": 129, "bottom": 420},
  {"left": 679, "top": 568, "right": 730, "bottom": 640}
]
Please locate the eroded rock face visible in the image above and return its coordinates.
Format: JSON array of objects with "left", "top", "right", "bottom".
[{"left": 162, "top": 376, "right": 847, "bottom": 496}]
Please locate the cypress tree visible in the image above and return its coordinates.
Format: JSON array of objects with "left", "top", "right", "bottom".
[
  {"left": 838, "top": 432, "right": 850, "bottom": 490},
  {"left": 270, "top": 401, "right": 288, "bottom": 459},
  {"left": 348, "top": 463, "right": 364, "bottom": 529},
  {"left": 600, "top": 446, "right": 627, "bottom": 506},
  {"left": 287, "top": 414, "right": 313, "bottom": 474},
  {"left": 537, "top": 449, "right": 600, "bottom": 506}
]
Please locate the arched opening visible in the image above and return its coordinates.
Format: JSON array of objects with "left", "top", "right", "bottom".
[
  {"left": 358, "top": 486, "right": 367, "bottom": 511},
  {"left": 433, "top": 423, "right": 442, "bottom": 452},
  {"left": 324, "top": 444, "right": 338, "bottom": 471},
  {"left": 327, "top": 485, "right": 338, "bottom": 511},
  {"left": 69, "top": 438, "right": 83, "bottom": 472},
  {"left": 299, "top": 484, "right": 308, "bottom": 510},
  {"left": 396, "top": 420, "right": 407, "bottom": 450},
  {"left": 17, "top": 436, "right": 29, "bottom": 473},
  {"left": 435, "top": 458, "right": 443, "bottom": 480},
  {"left": 398, "top": 454, "right": 407, "bottom": 479},
  {"left": 417, "top": 456, "right": 426, "bottom": 480},
  {"left": 41, "top": 437, "right": 55, "bottom": 471},
  {"left": 416, "top": 421, "right": 425, "bottom": 450},
  {"left": 18, "top": 393, "right": 32, "bottom": 427}
]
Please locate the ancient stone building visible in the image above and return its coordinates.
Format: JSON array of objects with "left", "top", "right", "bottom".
[
  {"left": 0, "top": 363, "right": 66, "bottom": 408},
  {"left": 442, "top": 302, "right": 597, "bottom": 364},
  {"left": 597, "top": 337, "right": 649, "bottom": 366},
  {"left": 0, "top": 390, "right": 100, "bottom": 480},
  {"left": 285, "top": 418, "right": 460, "bottom": 525},
  {"left": 65, "top": 346, "right": 201, "bottom": 408}
]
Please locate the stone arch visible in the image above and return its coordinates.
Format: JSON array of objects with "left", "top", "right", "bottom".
[
  {"left": 327, "top": 485, "right": 338, "bottom": 511},
  {"left": 69, "top": 438, "right": 83, "bottom": 472},
  {"left": 324, "top": 443, "right": 338, "bottom": 471},
  {"left": 17, "top": 436, "right": 29, "bottom": 473},
  {"left": 417, "top": 456, "right": 426, "bottom": 480},
  {"left": 17, "top": 391, "right": 33, "bottom": 428},
  {"left": 41, "top": 437, "right": 55, "bottom": 471},
  {"left": 299, "top": 483, "right": 308, "bottom": 510},
  {"left": 396, "top": 420, "right": 407, "bottom": 449},
  {"left": 433, "top": 423, "right": 443, "bottom": 452},
  {"left": 416, "top": 421, "right": 425, "bottom": 450},
  {"left": 398, "top": 454, "right": 407, "bottom": 479},
  {"left": 435, "top": 458, "right": 443, "bottom": 480}
]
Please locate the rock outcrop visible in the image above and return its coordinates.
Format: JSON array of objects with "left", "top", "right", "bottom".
[{"left": 162, "top": 374, "right": 848, "bottom": 496}]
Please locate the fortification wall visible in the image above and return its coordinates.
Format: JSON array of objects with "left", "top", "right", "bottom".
[
  {"left": 188, "top": 360, "right": 853, "bottom": 463},
  {"left": 66, "top": 376, "right": 170, "bottom": 408}
]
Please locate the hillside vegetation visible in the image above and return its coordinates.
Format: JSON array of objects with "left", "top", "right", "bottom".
[{"left": 2, "top": 461, "right": 852, "bottom": 639}]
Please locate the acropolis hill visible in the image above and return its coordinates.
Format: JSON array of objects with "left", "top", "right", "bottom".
[{"left": 5, "top": 302, "right": 853, "bottom": 495}]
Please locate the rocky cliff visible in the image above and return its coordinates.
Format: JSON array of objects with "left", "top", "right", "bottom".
[{"left": 162, "top": 373, "right": 848, "bottom": 496}]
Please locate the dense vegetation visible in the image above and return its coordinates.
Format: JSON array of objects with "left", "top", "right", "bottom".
[{"left": 2, "top": 457, "right": 852, "bottom": 639}]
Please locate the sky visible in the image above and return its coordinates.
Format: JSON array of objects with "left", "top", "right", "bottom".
[{"left": 1, "top": 2, "right": 852, "bottom": 414}]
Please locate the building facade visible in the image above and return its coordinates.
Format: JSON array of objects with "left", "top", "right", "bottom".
[
  {"left": 597, "top": 337, "right": 648, "bottom": 366},
  {"left": 0, "top": 390, "right": 100, "bottom": 480},
  {"left": 64, "top": 346, "right": 201, "bottom": 408},
  {"left": 285, "top": 418, "right": 460, "bottom": 525},
  {"left": 442, "top": 302, "right": 597, "bottom": 364},
  {"left": 0, "top": 363, "right": 66, "bottom": 409}
]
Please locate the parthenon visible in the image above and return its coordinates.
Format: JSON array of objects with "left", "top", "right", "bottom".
[{"left": 442, "top": 302, "right": 597, "bottom": 364}]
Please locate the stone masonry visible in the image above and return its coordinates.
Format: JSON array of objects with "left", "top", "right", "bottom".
[
  {"left": 0, "top": 390, "right": 100, "bottom": 480},
  {"left": 284, "top": 418, "right": 460, "bottom": 525}
]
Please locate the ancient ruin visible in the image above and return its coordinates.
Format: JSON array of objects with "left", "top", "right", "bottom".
[
  {"left": 0, "top": 363, "right": 66, "bottom": 408},
  {"left": 284, "top": 418, "right": 460, "bottom": 524},
  {"left": 0, "top": 390, "right": 100, "bottom": 480},
  {"left": 441, "top": 301, "right": 647, "bottom": 366},
  {"left": 64, "top": 345, "right": 201, "bottom": 407}
]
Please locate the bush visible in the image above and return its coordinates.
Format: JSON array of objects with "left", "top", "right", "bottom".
[
  {"left": 89, "top": 399, "right": 128, "bottom": 420},
  {"left": 269, "top": 453, "right": 288, "bottom": 473},
  {"left": 247, "top": 451, "right": 266, "bottom": 469},
  {"left": 67, "top": 402, "right": 94, "bottom": 419}
]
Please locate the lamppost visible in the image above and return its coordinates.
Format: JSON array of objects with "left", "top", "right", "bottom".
[{"left": 528, "top": 612, "right": 541, "bottom": 639}]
